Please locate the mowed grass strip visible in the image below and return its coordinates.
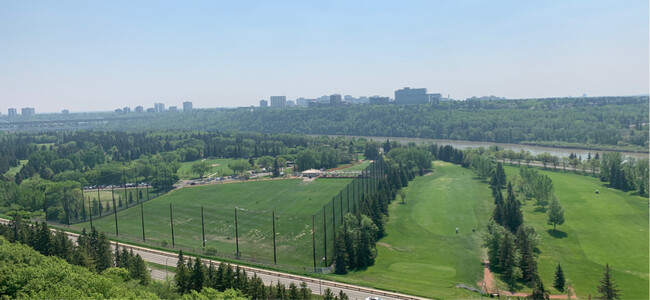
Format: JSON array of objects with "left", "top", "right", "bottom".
[
  {"left": 177, "top": 158, "right": 236, "bottom": 180},
  {"left": 81, "top": 178, "right": 350, "bottom": 267},
  {"left": 503, "top": 166, "right": 649, "bottom": 299},
  {"left": 327, "top": 161, "right": 492, "bottom": 299}
]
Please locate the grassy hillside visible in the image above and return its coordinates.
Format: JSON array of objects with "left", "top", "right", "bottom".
[
  {"left": 327, "top": 161, "right": 492, "bottom": 299},
  {"left": 503, "top": 166, "right": 649, "bottom": 299}
]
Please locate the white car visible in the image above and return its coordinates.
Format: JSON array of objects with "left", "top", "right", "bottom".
[{"left": 365, "top": 297, "right": 382, "bottom": 300}]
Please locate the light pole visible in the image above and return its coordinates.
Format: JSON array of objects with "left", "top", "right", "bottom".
[{"left": 318, "top": 257, "right": 326, "bottom": 295}]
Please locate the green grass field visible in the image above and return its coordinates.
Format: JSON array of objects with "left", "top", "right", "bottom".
[
  {"left": 177, "top": 158, "right": 236, "bottom": 180},
  {"left": 81, "top": 187, "right": 153, "bottom": 214},
  {"left": 326, "top": 161, "right": 492, "bottom": 299},
  {"left": 503, "top": 166, "right": 649, "bottom": 299},
  {"left": 3, "top": 159, "right": 27, "bottom": 176},
  {"left": 79, "top": 178, "right": 352, "bottom": 268}
]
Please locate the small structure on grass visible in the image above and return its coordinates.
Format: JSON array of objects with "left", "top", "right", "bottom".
[{"left": 301, "top": 169, "right": 322, "bottom": 178}]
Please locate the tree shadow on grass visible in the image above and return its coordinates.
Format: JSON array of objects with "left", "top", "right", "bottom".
[
  {"left": 534, "top": 207, "right": 547, "bottom": 213},
  {"left": 546, "top": 229, "right": 567, "bottom": 239}
]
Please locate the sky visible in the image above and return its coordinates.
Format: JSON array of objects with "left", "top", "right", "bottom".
[{"left": 0, "top": 0, "right": 648, "bottom": 113}]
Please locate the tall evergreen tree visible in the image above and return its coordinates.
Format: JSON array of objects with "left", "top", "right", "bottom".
[
  {"left": 554, "top": 263, "right": 565, "bottom": 292},
  {"left": 189, "top": 257, "right": 205, "bottom": 292},
  {"left": 288, "top": 283, "right": 300, "bottom": 300},
  {"left": 531, "top": 275, "right": 550, "bottom": 300},
  {"left": 299, "top": 281, "right": 312, "bottom": 300},
  {"left": 175, "top": 251, "right": 190, "bottom": 294},
  {"left": 504, "top": 182, "right": 523, "bottom": 232},
  {"left": 493, "top": 191, "right": 506, "bottom": 226},
  {"left": 597, "top": 263, "right": 620, "bottom": 300},
  {"left": 334, "top": 234, "right": 349, "bottom": 274}
]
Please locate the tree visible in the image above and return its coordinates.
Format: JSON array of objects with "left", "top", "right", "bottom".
[
  {"left": 398, "top": 189, "right": 406, "bottom": 204},
  {"left": 189, "top": 257, "right": 206, "bottom": 292},
  {"left": 190, "top": 161, "right": 211, "bottom": 180},
  {"left": 272, "top": 158, "right": 280, "bottom": 177},
  {"left": 334, "top": 234, "right": 349, "bottom": 274},
  {"left": 547, "top": 196, "right": 565, "bottom": 231},
  {"left": 338, "top": 289, "right": 349, "bottom": 300},
  {"left": 175, "top": 251, "right": 190, "bottom": 294},
  {"left": 323, "top": 288, "right": 335, "bottom": 300},
  {"left": 299, "top": 281, "right": 312, "bottom": 299},
  {"left": 597, "top": 263, "right": 620, "bottom": 300},
  {"left": 531, "top": 275, "right": 550, "bottom": 300},
  {"left": 554, "top": 263, "right": 565, "bottom": 292},
  {"left": 228, "top": 160, "right": 251, "bottom": 176}
]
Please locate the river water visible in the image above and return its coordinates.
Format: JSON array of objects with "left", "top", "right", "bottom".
[{"left": 325, "top": 135, "right": 649, "bottom": 159}]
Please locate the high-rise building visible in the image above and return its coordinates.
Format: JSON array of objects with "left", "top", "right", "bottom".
[
  {"left": 183, "top": 101, "right": 193, "bottom": 112},
  {"left": 135, "top": 106, "right": 144, "bottom": 113},
  {"left": 8, "top": 108, "right": 17, "bottom": 118},
  {"left": 296, "top": 98, "right": 312, "bottom": 107},
  {"left": 169, "top": 106, "right": 178, "bottom": 112},
  {"left": 21, "top": 107, "right": 35, "bottom": 116},
  {"left": 61, "top": 109, "right": 70, "bottom": 114},
  {"left": 146, "top": 107, "right": 156, "bottom": 113},
  {"left": 154, "top": 103, "right": 165, "bottom": 113},
  {"left": 330, "top": 94, "right": 342, "bottom": 105},
  {"left": 394, "top": 87, "right": 440, "bottom": 104},
  {"left": 259, "top": 99, "right": 268, "bottom": 107},
  {"left": 115, "top": 108, "right": 123, "bottom": 113},
  {"left": 270, "top": 96, "right": 286, "bottom": 108},
  {"left": 123, "top": 107, "right": 131, "bottom": 114}
]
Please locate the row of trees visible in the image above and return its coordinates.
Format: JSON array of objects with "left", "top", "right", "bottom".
[
  {"left": 0, "top": 217, "right": 149, "bottom": 284},
  {"left": 173, "top": 250, "right": 346, "bottom": 299},
  {"left": 333, "top": 157, "right": 418, "bottom": 274}
]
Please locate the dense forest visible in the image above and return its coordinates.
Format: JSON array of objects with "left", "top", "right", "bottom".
[{"left": 81, "top": 96, "right": 650, "bottom": 152}]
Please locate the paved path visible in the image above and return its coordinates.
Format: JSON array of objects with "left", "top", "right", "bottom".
[{"left": 0, "top": 218, "right": 426, "bottom": 300}]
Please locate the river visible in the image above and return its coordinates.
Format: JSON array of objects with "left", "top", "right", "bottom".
[{"left": 324, "top": 135, "right": 649, "bottom": 159}]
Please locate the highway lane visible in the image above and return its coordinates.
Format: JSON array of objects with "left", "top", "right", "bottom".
[{"left": 0, "top": 218, "right": 426, "bottom": 300}]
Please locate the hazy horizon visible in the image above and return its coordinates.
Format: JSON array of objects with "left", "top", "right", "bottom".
[{"left": 1, "top": 1, "right": 648, "bottom": 113}]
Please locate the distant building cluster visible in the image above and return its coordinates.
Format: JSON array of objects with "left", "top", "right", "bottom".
[
  {"left": 114, "top": 101, "right": 193, "bottom": 114},
  {"left": 465, "top": 95, "right": 507, "bottom": 101},
  {"left": 259, "top": 86, "right": 448, "bottom": 108},
  {"left": 6, "top": 107, "right": 36, "bottom": 118}
]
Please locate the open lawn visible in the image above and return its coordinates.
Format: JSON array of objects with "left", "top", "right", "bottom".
[
  {"left": 81, "top": 187, "right": 153, "bottom": 216},
  {"left": 328, "top": 161, "right": 371, "bottom": 172},
  {"left": 177, "top": 158, "right": 236, "bottom": 180},
  {"left": 79, "top": 178, "right": 352, "bottom": 268},
  {"left": 503, "top": 166, "right": 649, "bottom": 299},
  {"left": 326, "top": 161, "right": 493, "bottom": 299},
  {"left": 3, "top": 159, "right": 27, "bottom": 176}
]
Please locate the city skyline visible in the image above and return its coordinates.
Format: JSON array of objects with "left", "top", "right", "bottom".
[{"left": 1, "top": 1, "right": 648, "bottom": 113}]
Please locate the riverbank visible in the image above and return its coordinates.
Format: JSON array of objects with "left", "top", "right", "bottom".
[{"left": 321, "top": 135, "right": 648, "bottom": 159}]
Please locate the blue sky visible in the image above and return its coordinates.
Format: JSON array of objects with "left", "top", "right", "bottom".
[{"left": 1, "top": 0, "right": 648, "bottom": 112}]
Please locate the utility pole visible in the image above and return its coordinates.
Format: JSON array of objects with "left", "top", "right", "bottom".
[
  {"left": 234, "top": 207, "right": 239, "bottom": 256},
  {"left": 169, "top": 203, "right": 175, "bottom": 248},
  {"left": 272, "top": 210, "right": 277, "bottom": 265},
  {"left": 201, "top": 206, "right": 206, "bottom": 248},
  {"left": 312, "top": 214, "right": 316, "bottom": 269},
  {"left": 112, "top": 186, "right": 118, "bottom": 236}
]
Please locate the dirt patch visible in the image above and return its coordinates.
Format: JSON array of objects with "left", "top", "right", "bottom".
[
  {"left": 480, "top": 259, "right": 577, "bottom": 298},
  {"left": 211, "top": 164, "right": 221, "bottom": 167},
  {"left": 376, "top": 242, "right": 410, "bottom": 252}
]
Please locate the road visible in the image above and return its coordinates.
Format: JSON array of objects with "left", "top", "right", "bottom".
[{"left": 0, "top": 218, "right": 426, "bottom": 300}]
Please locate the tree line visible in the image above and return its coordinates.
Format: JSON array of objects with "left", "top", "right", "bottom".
[{"left": 89, "top": 96, "right": 649, "bottom": 152}]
